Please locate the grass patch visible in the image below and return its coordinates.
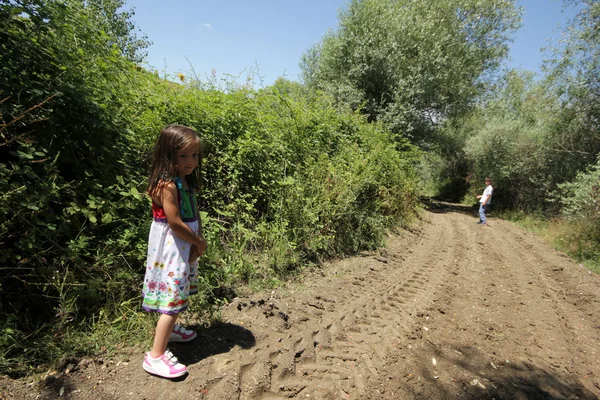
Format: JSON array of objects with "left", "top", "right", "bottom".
[{"left": 501, "top": 210, "right": 600, "bottom": 274}]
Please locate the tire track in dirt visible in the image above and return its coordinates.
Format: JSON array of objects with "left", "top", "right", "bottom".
[
  {"left": 225, "top": 211, "right": 459, "bottom": 399},
  {"left": 485, "top": 221, "right": 600, "bottom": 392},
  {"left": 377, "top": 205, "right": 600, "bottom": 399}
]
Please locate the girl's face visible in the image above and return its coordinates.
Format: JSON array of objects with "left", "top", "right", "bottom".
[{"left": 174, "top": 142, "right": 200, "bottom": 178}]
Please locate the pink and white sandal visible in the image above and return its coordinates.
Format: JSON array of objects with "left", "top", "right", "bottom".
[{"left": 169, "top": 324, "right": 197, "bottom": 342}]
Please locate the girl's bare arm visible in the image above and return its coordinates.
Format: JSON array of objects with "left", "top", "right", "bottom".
[{"left": 160, "top": 182, "right": 207, "bottom": 251}]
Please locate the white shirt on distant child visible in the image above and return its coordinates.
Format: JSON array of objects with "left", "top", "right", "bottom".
[{"left": 479, "top": 185, "right": 493, "bottom": 204}]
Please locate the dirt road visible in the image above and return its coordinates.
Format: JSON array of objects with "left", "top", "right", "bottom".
[{"left": 4, "top": 202, "right": 600, "bottom": 399}]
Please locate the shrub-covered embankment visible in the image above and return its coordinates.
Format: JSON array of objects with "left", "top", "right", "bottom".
[{"left": 0, "top": 1, "right": 420, "bottom": 375}]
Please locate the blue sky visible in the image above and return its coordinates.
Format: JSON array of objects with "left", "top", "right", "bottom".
[{"left": 125, "top": 0, "right": 578, "bottom": 87}]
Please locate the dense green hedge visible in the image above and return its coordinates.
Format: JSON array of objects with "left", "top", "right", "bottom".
[{"left": 0, "top": 1, "right": 420, "bottom": 375}]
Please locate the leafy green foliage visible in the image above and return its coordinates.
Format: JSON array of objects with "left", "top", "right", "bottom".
[
  {"left": 555, "top": 159, "right": 600, "bottom": 223},
  {"left": 0, "top": 0, "right": 150, "bottom": 375},
  {"left": 551, "top": 158, "right": 600, "bottom": 267},
  {"left": 301, "top": 0, "right": 522, "bottom": 143},
  {"left": 438, "top": 0, "right": 599, "bottom": 212},
  {"left": 539, "top": 0, "right": 600, "bottom": 180}
]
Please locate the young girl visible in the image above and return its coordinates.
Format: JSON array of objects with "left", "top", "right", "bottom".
[{"left": 141, "top": 124, "right": 207, "bottom": 378}]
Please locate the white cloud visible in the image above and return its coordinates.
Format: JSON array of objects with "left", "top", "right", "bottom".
[{"left": 199, "top": 23, "right": 212, "bottom": 29}]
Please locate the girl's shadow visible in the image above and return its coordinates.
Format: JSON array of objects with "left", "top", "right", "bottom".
[{"left": 172, "top": 322, "right": 255, "bottom": 366}]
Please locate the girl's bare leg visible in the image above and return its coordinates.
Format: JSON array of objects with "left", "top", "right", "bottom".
[{"left": 150, "top": 313, "right": 178, "bottom": 358}]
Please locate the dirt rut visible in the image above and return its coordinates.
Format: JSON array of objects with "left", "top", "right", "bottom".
[{"left": 4, "top": 203, "right": 600, "bottom": 399}]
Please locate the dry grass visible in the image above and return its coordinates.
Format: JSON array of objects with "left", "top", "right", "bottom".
[{"left": 502, "top": 210, "right": 599, "bottom": 274}]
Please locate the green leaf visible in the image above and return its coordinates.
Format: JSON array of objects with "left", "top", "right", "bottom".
[
  {"left": 17, "top": 151, "right": 34, "bottom": 160},
  {"left": 130, "top": 187, "right": 141, "bottom": 199}
]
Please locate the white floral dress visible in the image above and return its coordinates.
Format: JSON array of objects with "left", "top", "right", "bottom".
[{"left": 142, "top": 178, "right": 199, "bottom": 314}]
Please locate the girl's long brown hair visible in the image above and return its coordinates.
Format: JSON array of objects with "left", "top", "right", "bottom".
[{"left": 147, "top": 124, "right": 202, "bottom": 198}]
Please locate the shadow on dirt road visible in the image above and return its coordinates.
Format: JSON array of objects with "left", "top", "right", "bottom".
[{"left": 174, "top": 322, "right": 255, "bottom": 367}]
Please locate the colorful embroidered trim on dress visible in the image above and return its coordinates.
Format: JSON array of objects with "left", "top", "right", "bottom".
[
  {"left": 141, "top": 302, "right": 189, "bottom": 315},
  {"left": 151, "top": 177, "right": 198, "bottom": 223}
]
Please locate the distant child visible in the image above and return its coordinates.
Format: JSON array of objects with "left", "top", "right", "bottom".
[
  {"left": 476, "top": 177, "right": 493, "bottom": 226},
  {"left": 141, "top": 124, "right": 207, "bottom": 378}
]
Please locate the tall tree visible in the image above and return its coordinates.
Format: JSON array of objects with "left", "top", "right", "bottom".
[
  {"left": 543, "top": 0, "right": 600, "bottom": 166},
  {"left": 301, "top": 0, "right": 521, "bottom": 143}
]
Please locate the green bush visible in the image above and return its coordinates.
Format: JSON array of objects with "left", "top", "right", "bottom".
[
  {"left": 552, "top": 157, "right": 600, "bottom": 262},
  {"left": 0, "top": 0, "right": 153, "bottom": 375}
]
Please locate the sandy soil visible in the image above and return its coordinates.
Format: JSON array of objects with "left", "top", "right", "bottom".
[{"left": 2, "top": 202, "right": 600, "bottom": 400}]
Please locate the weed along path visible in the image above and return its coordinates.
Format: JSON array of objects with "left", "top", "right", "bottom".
[{"left": 4, "top": 202, "right": 600, "bottom": 400}]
